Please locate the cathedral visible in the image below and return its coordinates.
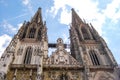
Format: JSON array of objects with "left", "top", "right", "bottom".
[{"left": 0, "top": 8, "right": 119, "bottom": 80}]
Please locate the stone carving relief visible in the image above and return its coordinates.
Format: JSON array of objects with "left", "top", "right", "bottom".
[
  {"left": 6, "top": 46, "right": 15, "bottom": 53},
  {"left": 34, "top": 48, "right": 37, "bottom": 56},
  {"left": 50, "top": 71, "right": 58, "bottom": 80},
  {"left": 0, "top": 54, "right": 6, "bottom": 61},
  {"left": 99, "top": 75, "right": 114, "bottom": 80},
  {"left": 69, "top": 56, "right": 80, "bottom": 65},
  {"left": 0, "top": 72, "right": 6, "bottom": 80},
  {"left": 94, "top": 71, "right": 115, "bottom": 80},
  {"left": 34, "top": 47, "right": 42, "bottom": 56},
  {"left": 45, "top": 71, "right": 81, "bottom": 80},
  {"left": 36, "top": 74, "right": 43, "bottom": 80},
  {"left": 17, "top": 47, "right": 23, "bottom": 55},
  {"left": 48, "top": 71, "right": 69, "bottom": 80},
  {"left": 71, "top": 71, "right": 79, "bottom": 80},
  {"left": 46, "top": 50, "right": 80, "bottom": 66},
  {"left": 46, "top": 38, "right": 80, "bottom": 67},
  {"left": 99, "top": 76, "right": 108, "bottom": 80},
  {"left": 59, "top": 73, "right": 68, "bottom": 80}
]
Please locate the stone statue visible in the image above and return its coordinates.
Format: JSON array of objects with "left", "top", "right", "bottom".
[{"left": 0, "top": 72, "right": 6, "bottom": 80}]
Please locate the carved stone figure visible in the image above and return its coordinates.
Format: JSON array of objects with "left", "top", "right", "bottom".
[{"left": 0, "top": 72, "right": 6, "bottom": 80}]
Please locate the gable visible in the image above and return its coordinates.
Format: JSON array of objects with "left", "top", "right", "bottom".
[{"left": 45, "top": 49, "right": 80, "bottom": 67}]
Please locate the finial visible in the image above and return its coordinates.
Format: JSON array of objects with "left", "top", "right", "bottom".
[
  {"left": 24, "top": 20, "right": 26, "bottom": 23},
  {"left": 23, "top": 20, "right": 26, "bottom": 25},
  {"left": 90, "top": 23, "right": 94, "bottom": 28},
  {"left": 71, "top": 8, "right": 74, "bottom": 11},
  {"left": 57, "top": 38, "right": 64, "bottom": 50},
  {"left": 83, "top": 19, "right": 86, "bottom": 23},
  {"left": 57, "top": 38, "right": 63, "bottom": 44},
  {"left": 38, "top": 7, "right": 41, "bottom": 10},
  {"left": 44, "top": 21, "right": 46, "bottom": 25}
]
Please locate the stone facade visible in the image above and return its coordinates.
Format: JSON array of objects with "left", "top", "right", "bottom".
[{"left": 0, "top": 8, "right": 119, "bottom": 80}]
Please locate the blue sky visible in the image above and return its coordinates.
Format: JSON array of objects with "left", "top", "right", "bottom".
[{"left": 0, "top": 0, "right": 120, "bottom": 64}]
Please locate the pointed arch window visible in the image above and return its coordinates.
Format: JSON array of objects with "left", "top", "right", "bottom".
[
  {"left": 28, "top": 27, "right": 36, "bottom": 38},
  {"left": 75, "top": 28, "right": 82, "bottom": 41},
  {"left": 24, "top": 47, "right": 33, "bottom": 64},
  {"left": 81, "top": 27, "right": 90, "bottom": 40},
  {"left": 22, "top": 26, "right": 28, "bottom": 39},
  {"left": 37, "top": 28, "right": 42, "bottom": 40},
  {"left": 89, "top": 50, "right": 100, "bottom": 65}
]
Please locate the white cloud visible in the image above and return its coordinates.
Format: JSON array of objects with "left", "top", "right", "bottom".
[
  {"left": 7, "top": 13, "right": 28, "bottom": 21},
  {"left": 49, "top": 0, "right": 120, "bottom": 36},
  {"left": 0, "top": 34, "right": 12, "bottom": 57},
  {"left": 49, "top": 0, "right": 104, "bottom": 35},
  {"left": 0, "top": 0, "right": 8, "bottom": 6},
  {"left": 59, "top": 7, "right": 71, "bottom": 25},
  {"left": 50, "top": 0, "right": 66, "bottom": 16},
  {"left": 22, "top": 0, "right": 34, "bottom": 14},
  {"left": 0, "top": 21, "right": 22, "bottom": 37},
  {"left": 1, "top": 20, "right": 18, "bottom": 34},
  {"left": 103, "top": 0, "right": 120, "bottom": 23},
  {"left": 22, "top": 0, "right": 29, "bottom": 5},
  {"left": 62, "top": 33, "right": 69, "bottom": 44}
]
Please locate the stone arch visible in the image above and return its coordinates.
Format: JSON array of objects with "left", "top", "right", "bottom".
[
  {"left": 17, "top": 46, "right": 23, "bottom": 55},
  {"left": 28, "top": 27, "right": 36, "bottom": 38},
  {"left": 30, "top": 22, "right": 37, "bottom": 28},
  {"left": 93, "top": 71, "right": 115, "bottom": 80},
  {"left": 37, "top": 27, "right": 42, "bottom": 40},
  {"left": 27, "top": 22, "right": 37, "bottom": 38},
  {"left": 81, "top": 26, "right": 90, "bottom": 40},
  {"left": 89, "top": 49, "right": 100, "bottom": 65},
  {"left": 23, "top": 46, "right": 33, "bottom": 64}
]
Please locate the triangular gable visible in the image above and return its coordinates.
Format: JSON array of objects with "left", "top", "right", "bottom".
[{"left": 45, "top": 49, "right": 80, "bottom": 66}]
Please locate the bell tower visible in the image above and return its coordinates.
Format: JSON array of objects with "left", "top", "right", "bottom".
[
  {"left": 70, "top": 8, "right": 117, "bottom": 66},
  {"left": 70, "top": 8, "right": 119, "bottom": 80},
  {"left": 0, "top": 8, "right": 48, "bottom": 80}
]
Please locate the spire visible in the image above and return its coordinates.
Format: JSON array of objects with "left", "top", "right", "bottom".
[
  {"left": 31, "top": 7, "right": 43, "bottom": 24},
  {"left": 90, "top": 23, "right": 100, "bottom": 37},
  {"left": 71, "top": 8, "right": 83, "bottom": 25}
]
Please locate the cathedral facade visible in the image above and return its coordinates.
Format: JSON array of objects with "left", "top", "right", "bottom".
[{"left": 0, "top": 8, "right": 119, "bottom": 80}]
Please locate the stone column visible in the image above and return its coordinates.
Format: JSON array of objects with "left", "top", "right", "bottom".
[
  {"left": 87, "top": 28, "right": 93, "bottom": 39},
  {"left": 36, "top": 52, "right": 43, "bottom": 80},
  {"left": 79, "top": 26, "right": 84, "bottom": 40}
]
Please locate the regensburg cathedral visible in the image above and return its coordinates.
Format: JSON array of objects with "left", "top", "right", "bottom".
[{"left": 0, "top": 8, "right": 119, "bottom": 80}]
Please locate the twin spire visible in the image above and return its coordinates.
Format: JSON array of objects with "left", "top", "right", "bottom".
[
  {"left": 31, "top": 7, "right": 84, "bottom": 26},
  {"left": 30, "top": 8, "right": 98, "bottom": 39},
  {"left": 31, "top": 7, "right": 43, "bottom": 24},
  {"left": 71, "top": 8, "right": 84, "bottom": 25}
]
